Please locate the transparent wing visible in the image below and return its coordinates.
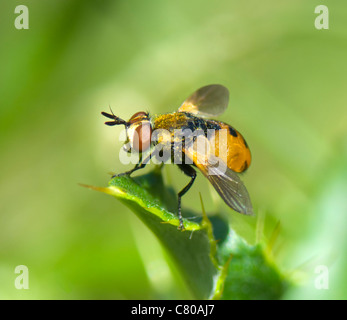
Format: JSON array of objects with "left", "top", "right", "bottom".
[
  {"left": 183, "top": 141, "right": 253, "bottom": 215},
  {"left": 178, "top": 84, "right": 229, "bottom": 117},
  {"left": 202, "top": 159, "right": 254, "bottom": 215}
]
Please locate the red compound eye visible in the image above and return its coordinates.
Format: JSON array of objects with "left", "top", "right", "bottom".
[
  {"left": 128, "top": 111, "right": 148, "bottom": 124},
  {"left": 132, "top": 122, "right": 152, "bottom": 152}
]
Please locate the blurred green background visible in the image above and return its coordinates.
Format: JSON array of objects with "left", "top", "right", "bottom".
[{"left": 0, "top": 0, "right": 346, "bottom": 299}]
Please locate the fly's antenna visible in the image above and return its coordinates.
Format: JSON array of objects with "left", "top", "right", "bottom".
[
  {"left": 109, "top": 105, "right": 116, "bottom": 117},
  {"left": 101, "top": 109, "right": 127, "bottom": 126}
]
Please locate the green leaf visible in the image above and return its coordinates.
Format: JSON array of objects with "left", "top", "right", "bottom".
[
  {"left": 215, "top": 230, "right": 289, "bottom": 299},
  {"left": 84, "top": 168, "right": 289, "bottom": 299}
]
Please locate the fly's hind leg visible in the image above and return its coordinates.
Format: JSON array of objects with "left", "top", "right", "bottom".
[{"left": 176, "top": 164, "right": 197, "bottom": 230}]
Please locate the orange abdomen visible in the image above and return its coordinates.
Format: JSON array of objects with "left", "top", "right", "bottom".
[{"left": 211, "top": 122, "right": 251, "bottom": 173}]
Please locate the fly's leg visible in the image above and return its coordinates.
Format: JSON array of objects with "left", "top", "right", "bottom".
[
  {"left": 112, "top": 153, "right": 152, "bottom": 178},
  {"left": 177, "top": 164, "right": 197, "bottom": 231}
]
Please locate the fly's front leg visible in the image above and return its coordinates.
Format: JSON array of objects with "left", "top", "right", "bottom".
[
  {"left": 112, "top": 152, "right": 152, "bottom": 178},
  {"left": 177, "top": 164, "right": 197, "bottom": 230}
]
